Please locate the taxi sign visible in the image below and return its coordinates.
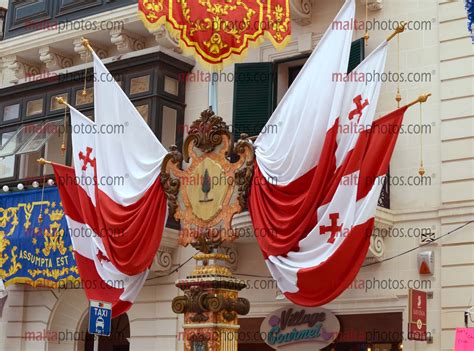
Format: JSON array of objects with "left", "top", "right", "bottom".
[{"left": 88, "top": 300, "right": 112, "bottom": 336}]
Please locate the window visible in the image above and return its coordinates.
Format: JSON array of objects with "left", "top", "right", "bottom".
[
  {"left": 232, "top": 62, "right": 275, "bottom": 141},
  {"left": 162, "top": 105, "right": 178, "bottom": 148},
  {"left": 3, "top": 103, "right": 21, "bottom": 122},
  {"left": 0, "top": 129, "right": 17, "bottom": 180},
  {"left": 232, "top": 39, "right": 366, "bottom": 139},
  {"left": 0, "top": 51, "right": 193, "bottom": 187}
]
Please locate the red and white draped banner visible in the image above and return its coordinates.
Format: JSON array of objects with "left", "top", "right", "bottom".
[
  {"left": 53, "top": 53, "right": 169, "bottom": 316},
  {"left": 53, "top": 107, "right": 149, "bottom": 317},
  {"left": 53, "top": 163, "right": 147, "bottom": 317},
  {"left": 92, "top": 52, "right": 168, "bottom": 276},
  {"left": 249, "top": 0, "right": 408, "bottom": 306}
]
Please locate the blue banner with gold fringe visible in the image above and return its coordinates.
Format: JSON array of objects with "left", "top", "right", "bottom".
[{"left": 0, "top": 187, "right": 79, "bottom": 288}]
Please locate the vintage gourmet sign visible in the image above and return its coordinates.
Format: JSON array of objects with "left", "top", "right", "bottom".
[
  {"left": 138, "top": 0, "right": 291, "bottom": 67},
  {"left": 260, "top": 306, "right": 340, "bottom": 350},
  {"left": 408, "top": 289, "right": 427, "bottom": 341}
]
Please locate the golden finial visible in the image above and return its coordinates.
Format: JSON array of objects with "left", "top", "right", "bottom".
[
  {"left": 387, "top": 21, "right": 406, "bottom": 42},
  {"left": 55, "top": 96, "right": 66, "bottom": 105},
  {"left": 81, "top": 37, "right": 94, "bottom": 53},
  {"left": 406, "top": 93, "right": 432, "bottom": 108},
  {"left": 36, "top": 158, "right": 52, "bottom": 165}
]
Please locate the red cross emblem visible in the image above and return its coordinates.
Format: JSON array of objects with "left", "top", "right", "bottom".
[
  {"left": 320, "top": 213, "right": 343, "bottom": 244},
  {"left": 348, "top": 95, "right": 369, "bottom": 123},
  {"left": 97, "top": 250, "right": 110, "bottom": 264},
  {"left": 78, "top": 147, "right": 96, "bottom": 171}
]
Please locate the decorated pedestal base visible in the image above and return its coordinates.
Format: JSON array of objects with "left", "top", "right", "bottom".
[
  {"left": 162, "top": 109, "right": 254, "bottom": 351},
  {"left": 172, "top": 252, "right": 250, "bottom": 351}
]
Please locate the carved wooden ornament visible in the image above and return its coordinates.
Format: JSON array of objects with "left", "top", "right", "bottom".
[{"left": 161, "top": 109, "right": 254, "bottom": 252}]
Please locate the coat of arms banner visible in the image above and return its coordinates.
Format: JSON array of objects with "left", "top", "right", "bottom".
[{"left": 138, "top": 0, "right": 291, "bottom": 67}]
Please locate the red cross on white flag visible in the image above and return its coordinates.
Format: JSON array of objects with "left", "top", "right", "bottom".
[
  {"left": 248, "top": 0, "right": 407, "bottom": 307},
  {"left": 320, "top": 213, "right": 343, "bottom": 244},
  {"left": 78, "top": 147, "right": 96, "bottom": 171}
]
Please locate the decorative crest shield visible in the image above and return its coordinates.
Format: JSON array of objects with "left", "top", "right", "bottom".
[{"left": 161, "top": 109, "right": 254, "bottom": 252}]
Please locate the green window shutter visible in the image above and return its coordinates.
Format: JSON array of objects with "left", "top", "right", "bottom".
[
  {"left": 232, "top": 63, "right": 275, "bottom": 141},
  {"left": 348, "top": 38, "right": 366, "bottom": 73}
]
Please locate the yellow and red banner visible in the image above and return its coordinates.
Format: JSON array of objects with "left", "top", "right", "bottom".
[{"left": 138, "top": 0, "right": 291, "bottom": 67}]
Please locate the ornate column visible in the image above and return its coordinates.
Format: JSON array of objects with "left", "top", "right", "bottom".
[
  {"left": 172, "top": 252, "right": 249, "bottom": 351},
  {"left": 162, "top": 110, "right": 254, "bottom": 351}
]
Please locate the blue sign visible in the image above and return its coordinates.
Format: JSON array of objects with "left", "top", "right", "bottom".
[
  {"left": 88, "top": 300, "right": 112, "bottom": 336},
  {"left": 0, "top": 188, "right": 79, "bottom": 288}
]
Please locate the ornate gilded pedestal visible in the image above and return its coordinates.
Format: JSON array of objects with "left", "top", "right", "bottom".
[
  {"left": 172, "top": 252, "right": 250, "bottom": 351},
  {"left": 161, "top": 109, "right": 254, "bottom": 351}
]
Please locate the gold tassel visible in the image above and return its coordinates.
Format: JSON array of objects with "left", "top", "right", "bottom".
[
  {"left": 82, "top": 54, "right": 88, "bottom": 97},
  {"left": 61, "top": 100, "right": 67, "bottom": 155},
  {"left": 38, "top": 174, "right": 46, "bottom": 224},
  {"left": 419, "top": 101, "right": 425, "bottom": 176},
  {"left": 386, "top": 22, "right": 405, "bottom": 107},
  {"left": 81, "top": 38, "right": 92, "bottom": 97},
  {"left": 364, "top": 0, "right": 369, "bottom": 46},
  {"left": 396, "top": 33, "right": 402, "bottom": 107}
]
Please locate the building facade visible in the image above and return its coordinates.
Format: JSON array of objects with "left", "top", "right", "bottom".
[{"left": 0, "top": 0, "right": 473, "bottom": 351}]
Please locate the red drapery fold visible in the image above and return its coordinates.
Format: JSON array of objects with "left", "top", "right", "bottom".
[
  {"left": 249, "top": 107, "right": 408, "bottom": 305},
  {"left": 286, "top": 218, "right": 374, "bottom": 306},
  {"left": 53, "top": 164, "right": 132, "bottom": 317},
  {"left": 249, "top": 120, "right": 339, "bottom": 257},
  {"left": 54, "top": 162, "right": 167, "bottom": 277},
  {"left": 94, "top": 177, "right": 168, "bottom": 276}
]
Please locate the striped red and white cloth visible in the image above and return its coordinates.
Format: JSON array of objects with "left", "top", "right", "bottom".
[
  {"left": 52, "top": 52, "right": 168, "bottom": 316},
  {"left": 92, "top": 51, "right": 168, "bottom": 276},
  {"left": 248, "top": 0, "right": 408, "bottom": 306},
  {"left": 53, "top": 162, "right": 147, "bottom": 317}
]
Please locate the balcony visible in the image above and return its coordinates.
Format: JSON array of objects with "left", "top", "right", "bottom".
[{"left": 3, "top": 0, "right": 136, "bottom": 39}]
